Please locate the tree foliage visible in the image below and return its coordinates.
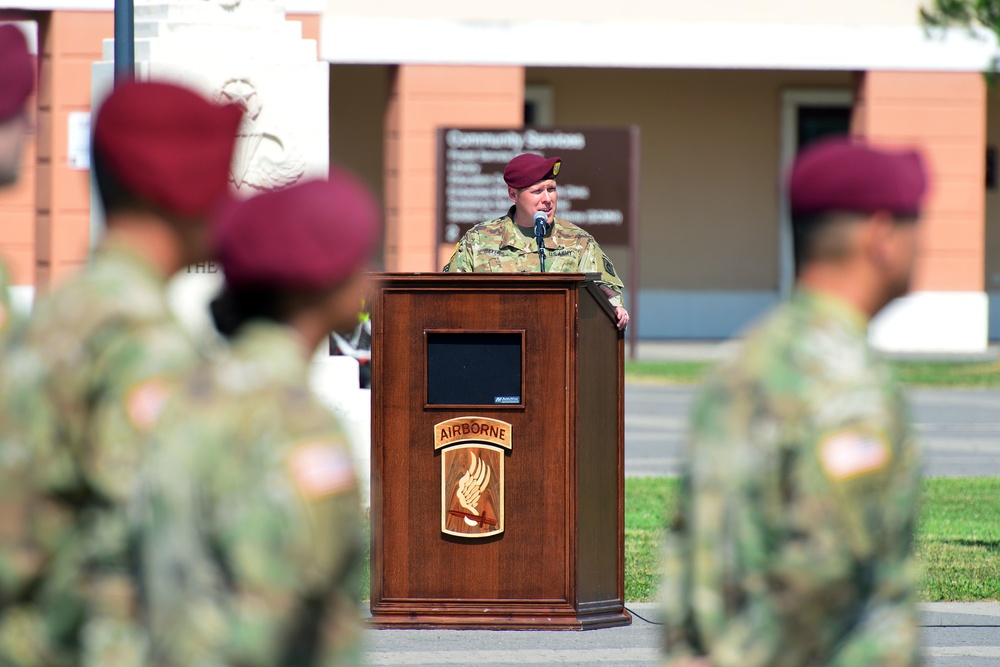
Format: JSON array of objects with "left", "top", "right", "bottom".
[{"left": 921, "top": 0, "right": 1000, "bottom": 37}]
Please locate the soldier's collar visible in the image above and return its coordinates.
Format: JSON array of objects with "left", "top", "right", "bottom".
[
  {"left": 232, "top": 320, "right": 312, "bottom": 383},
  {"left": 502, "top": 208, "right": 559, "bottom": 250},
  {"left": 796, "top": 288, "right": 869, "bottom": 333},
  {"left": 95, "top": 238, "right": 170, "bottom": 286}
]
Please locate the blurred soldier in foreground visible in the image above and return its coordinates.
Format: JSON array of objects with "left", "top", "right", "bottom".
[
  {"left": 0, "top": 81, "right": 241, "bottom": 665},
  {"left": 443, "top": 153, "right": 629, "bottom": 329},
  {"left": 662, "top": 137, "right": 927, "bottom": 667},
  {"left": 0, "top": 23, "right": 35, "bottom": 337},
  {"left": 133, "top": 173, "right": 376, "bottom": 666}
]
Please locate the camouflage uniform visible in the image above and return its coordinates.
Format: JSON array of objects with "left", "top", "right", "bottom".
[
  {"left": 0, "top": 241, "right": 199, "bottom": 666},
  {"left": 662, "top": 289, "right": 922, "bottom": 667},
  {"left": 0, "top": 258, "right": 13, "bottom": 341},
  {"left": 133, "top": 320, "right": 365, "bottom": 667},
  {"left": 443, "top": 206, "right": 625, "bottom": 307}
]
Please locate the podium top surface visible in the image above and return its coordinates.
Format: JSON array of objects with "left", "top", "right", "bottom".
[
  {"left": 371, "top": 272, "right": 616, "bottom": 321},
  {"left": 372, "top": 271, "right": 596, "bottom": 282}
]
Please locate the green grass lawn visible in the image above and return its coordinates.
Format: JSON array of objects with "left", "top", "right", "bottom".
[
  {"left": 625, "top": 361, "right": 714, "bottom": 385},
  {"left": 890, "top": 360, "right": 1000, "bottom": 387},
  {"left": 625, "top": 359, "right": 1000, "bottom": 387},
  {"left": 625, "top": 477, "right": 680, "bottom": 601},
  {"left": 623, "top": 476, "right": 1000, "bottom": 602},
  {"left": 917, "top": 477, "right": 1000, "bottom": 601},
  {"left": 364, "top": 477, "right": 997, "bottom": 603}
]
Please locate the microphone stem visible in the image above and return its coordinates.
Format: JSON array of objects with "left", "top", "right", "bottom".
[{"left": 534, "top": 215, "right": 547, "bottom": 272}]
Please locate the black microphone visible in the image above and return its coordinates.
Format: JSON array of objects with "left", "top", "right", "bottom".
[{"left": 533, "top": 211, "right": 547, "bottom": 272}]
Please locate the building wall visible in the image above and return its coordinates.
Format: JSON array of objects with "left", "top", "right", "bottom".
[
  {"left": 329, "top": 65, "right": 389, "bottom": 213},
  {"left": 528, "top": 67, "right": 853, "bottom": 293},
  {"left": 855, "top": 71, "right": 989, "bottom": 351},
  {"left": 4, "top": 5, "right": 992, "bottom": 345},
  {"left": 0, "top": 9, "right": 322, "bottom": 292},
  {"left": 325, "top": 0, "right": 925, "bottom": 24},
  {"left": 287, "top": 11, "right": 320, "bottom": 46},
  {"left": 855, "top": 71, "right": 985, "bottom": 293},
  {"left": 320, "top": 0, "right": 993, "bottom": 73},
  {"left": 383, "top": 65, "right": 524, "bottom": 272},
  {"left": 36, "top": 10, "right": 112, "bottom": 288}
]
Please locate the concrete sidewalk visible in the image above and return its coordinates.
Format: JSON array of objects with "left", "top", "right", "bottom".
[
  {"left": 627, "top": 339, "right": 740, "bottom": 363},
  {"left": 627, "top": 339, "right": 1000, "bottom": 363},
  {"left": 361, "top": 602, "right": 1000, "bottom": 666}
]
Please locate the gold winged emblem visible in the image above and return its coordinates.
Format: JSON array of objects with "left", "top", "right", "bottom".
[{"left": 435, "top": 417, "right": 511, "bottom": 538}]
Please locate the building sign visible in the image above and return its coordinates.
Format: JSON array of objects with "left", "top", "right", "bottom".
[{"left": 437, "top": 127, "right": 637, "bottom": 247}]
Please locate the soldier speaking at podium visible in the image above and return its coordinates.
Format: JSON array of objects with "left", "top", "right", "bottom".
[{"left": 443, "top": 153, "right": 629, "bottom": 330}]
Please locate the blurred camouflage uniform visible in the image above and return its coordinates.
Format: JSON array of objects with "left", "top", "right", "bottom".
[
  {"left": 134, "top": 320, "right": 365, "bottom": 667},
  {"left": 662, "top": 289, "right": 922, "bottom": 667},
  {"left": 0, "top": 260, "right": 13, "bottom": 341},
  {"left": 443, "top": 206, "right": 625, "bottom": 307},
  {"left": 0, "top": 241, "right": 198, "bottom": 666}
]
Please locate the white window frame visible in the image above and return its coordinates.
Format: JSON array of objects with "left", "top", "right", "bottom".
[{"left": 778, "top": 88, "right": 854, "bottom": 295}]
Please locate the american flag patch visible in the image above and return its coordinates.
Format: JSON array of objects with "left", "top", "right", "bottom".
[
  {"left": 818, "top": 431, "right": 892, "bottom": 481},
  {"left": 288, "top": 442, "right": 356, "bottom": 500},
  {"left": 124, "top": 378, "right": 170, "bottom": 431}
]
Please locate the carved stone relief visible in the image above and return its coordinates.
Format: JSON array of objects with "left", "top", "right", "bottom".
[{"left": 217, "top": 77, "right": 306, "bottom": 191}]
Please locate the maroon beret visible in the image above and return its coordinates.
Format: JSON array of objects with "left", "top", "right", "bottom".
[
  {"left": 0, "top": 24, "right": 34, "bottom": 121},
  {"left": 215, "top": 170, "right": 382, "bottom": 291},
  {"left": 93, "top": 80, "right": 243, "bottom": 218},
  {"left": 789, "top": 136, "right": 928, "bottom": 218},
  {"left": 503, "top": 153, "right": 562, "bottom": 189}
]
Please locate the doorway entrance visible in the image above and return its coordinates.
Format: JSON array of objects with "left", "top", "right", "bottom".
[{"left": 778, "top": 90, "right": 853, "bottom": 294}]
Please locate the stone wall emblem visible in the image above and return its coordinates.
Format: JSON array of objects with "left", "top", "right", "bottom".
[
  {"left": 435, "top": 417, "right": 511, "bottom": 538},
  {"left": 217, "top": 78, "right": 305, "bottom": 191}
]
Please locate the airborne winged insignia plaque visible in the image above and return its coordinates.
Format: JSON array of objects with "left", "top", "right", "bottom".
[{"left": 434, "top": 417, "right": 512, "bottom": 538}]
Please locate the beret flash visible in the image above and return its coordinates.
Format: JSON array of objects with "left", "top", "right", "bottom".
[
  {"left": 93, "top": 80, "right": 243, "bottom": 218},
  {"left": 0, "top": 25, "right": 34, "bottom": 121},
  {"left": 215, "top": 170, "right": 382, "bottom": 291},
  {"left": 503, "top": 153, "right": 562, "bottom": 189},
  {"left": 789, "top": 136, "right": 928, "bottom": 218}
]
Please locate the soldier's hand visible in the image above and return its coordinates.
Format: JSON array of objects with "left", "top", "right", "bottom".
[{"left": 614, "top": 306, "right": 629, "bottom": 330}]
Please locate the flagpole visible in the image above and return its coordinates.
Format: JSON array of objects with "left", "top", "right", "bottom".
[{"left": 113, "top": 0, "right": 134, "bottom": 84}]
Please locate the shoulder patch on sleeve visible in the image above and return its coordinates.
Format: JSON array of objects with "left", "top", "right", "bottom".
[
  {"left": 603, "top": 255, "right": 616, "bottom": 277},
  {"left": 818, "top": 431, "right": 892, "bottom": 482},
  {"left": 287, "top": 441, "right": 356, "bottom": 500},
  {"left": 125, "top": 378, "right": 171, "bottom": 431}
]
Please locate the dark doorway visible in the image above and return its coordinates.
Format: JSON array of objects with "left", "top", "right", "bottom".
[{"left": 797, "top": 105, "right": 852, "bottom": 150}]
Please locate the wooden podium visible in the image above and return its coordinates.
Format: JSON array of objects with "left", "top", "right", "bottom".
[{"left": 368, "top": 273, "right": 629, "bottom": 630}]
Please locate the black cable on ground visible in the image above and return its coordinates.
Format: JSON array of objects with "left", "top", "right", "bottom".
[{"left": 625, "top": 605, "right": 665, "bottom": 625}]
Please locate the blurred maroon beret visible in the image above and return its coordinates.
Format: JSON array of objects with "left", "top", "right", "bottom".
[
  {"left": 789, "top": 136, "right": 928, "bottom": 218},
  {"left": 215, "top": 170, "right": 382, "bottom": 290},
  {"left": 93, "top": 80, "right": 243, "bottom": 218},
  {"left": 0, "top": 24, "right": 34, "bottom": 121},
  {"left": 503, "top": 153, "right": 562, "bottom": 189}
]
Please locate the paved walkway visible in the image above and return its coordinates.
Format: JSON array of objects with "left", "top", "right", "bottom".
[
  {"left": 362, "top": 602, "right": 1000, "bottom": 666},
  {"left": 627, "top": 339, "right": 1000, "bottom": 363}
]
